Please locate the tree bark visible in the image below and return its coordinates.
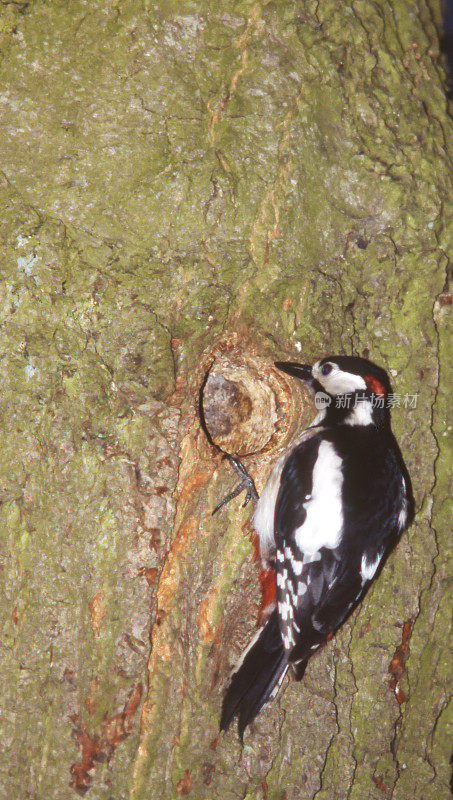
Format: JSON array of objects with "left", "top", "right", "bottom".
[{"left": 0, "top": 1, "right": 451, "bottom": 799}]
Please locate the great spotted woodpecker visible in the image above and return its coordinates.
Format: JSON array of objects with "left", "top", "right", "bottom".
[{"left": 218, "top": 355, "right": 414, "bottom": 738}]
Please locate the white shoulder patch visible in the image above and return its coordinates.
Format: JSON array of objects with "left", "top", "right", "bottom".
[
  {"left": 253, "top": 422, "right": 324, "bottom": 562},
  {"left": 294, "top": 440, "right": 344, "bottom": 555}
]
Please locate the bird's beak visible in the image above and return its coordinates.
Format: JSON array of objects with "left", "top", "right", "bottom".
[{"left": 274, "top": 362, "right": 313, "bottom": 382}]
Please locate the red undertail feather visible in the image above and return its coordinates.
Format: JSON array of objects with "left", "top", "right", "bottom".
[{"left": 258, "top": 567, "right": 277, "bottom": 623}]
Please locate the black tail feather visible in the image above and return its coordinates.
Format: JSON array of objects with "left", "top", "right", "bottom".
[{"left": 220, "top": 609, "right": 288, "bottom": 738}]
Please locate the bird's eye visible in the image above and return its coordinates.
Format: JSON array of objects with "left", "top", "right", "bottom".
[{"left": 321, "top": 363, "right": 332, "bottom": 376}]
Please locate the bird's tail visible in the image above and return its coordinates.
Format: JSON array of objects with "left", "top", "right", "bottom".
[{"left": 220, "top": 608, "right": 288, "bottom": 738}]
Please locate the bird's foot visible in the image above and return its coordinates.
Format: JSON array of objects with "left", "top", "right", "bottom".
[{"left": 212, "top": 455, "right": 259, "bottom": 515}]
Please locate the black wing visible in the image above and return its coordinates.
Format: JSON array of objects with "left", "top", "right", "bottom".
[
  {"left": 274, "top": 427, "right": 409, "bottom": 672},
  {"left": 273, "top": 434, "right": 337, "bottom": 661}
]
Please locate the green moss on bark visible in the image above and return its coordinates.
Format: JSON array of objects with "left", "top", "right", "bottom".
[{"left": 0, "top": 1, "right": 450, "bottom": 798}]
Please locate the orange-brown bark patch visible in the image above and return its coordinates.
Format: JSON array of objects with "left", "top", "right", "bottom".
[
  {"left": 139, "top": 566, "right": 158, "bottom": 586},
  {"left": 177, "top": 467, "right": 213, "bottom": 508},
  {"left": 372, "top": 774, "right": 389, "bottom": 791},
  {"left": 389, "top": 619, "right": 413, "bottom": 703},
  {"left": 89, "top": 592, "right": 106, "bottom": 633},
  {"left": 70, "top": 684, "right": 143, "bottom": 795},
  {"left": 157, "top": 515, "right": 199, "bottom": 610},
  {"left": 84, "top": 678, "right": 99, "bottom": 714},
  {"left": 176, "top": 768, "right": 192, "bottom": 795},
  {"left": 202, "top": 762, "right": 215, "bottom": 785},
  {"left": 197, "top": 595, "right": 217, "bottom": 644}
]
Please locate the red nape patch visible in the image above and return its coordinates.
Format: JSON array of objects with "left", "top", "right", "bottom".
[
  {"left": 364, "top": 375, "right": 387, "bottom": 397},
  {"left": 258, "top": 568, "right": 276, "bottom": 623}
]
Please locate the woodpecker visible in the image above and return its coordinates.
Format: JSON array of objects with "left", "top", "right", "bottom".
[{"left": 218, "top": 355, "right": 414, "bottom": 738}]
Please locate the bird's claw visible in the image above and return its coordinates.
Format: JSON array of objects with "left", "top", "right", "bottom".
[{"left": 212, "top": 455, "right": 259, "bottom": 516}]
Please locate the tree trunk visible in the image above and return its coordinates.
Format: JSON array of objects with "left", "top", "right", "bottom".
[{"left": 0, "top": 1, "right": 451, "bottom": 799}]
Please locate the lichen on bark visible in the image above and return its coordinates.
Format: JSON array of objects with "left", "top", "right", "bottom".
[{"left": 0, "top": 1, "right": 451, "bottom": 799}]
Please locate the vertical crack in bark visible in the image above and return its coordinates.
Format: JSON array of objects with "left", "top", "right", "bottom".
[
  {"left": 129, "top": 405, "right": 215, "bottom": 797},
  {"left": 1, "top": 1, "right": 450, "bottom": 796},
  {"left": 207, "top": 2, "right": 266, "bottom": 147},
  {"left": 312, "top": 647, "right": 339, "bottom": 799},
  {"left": 344, "top": 623, "right": 359, "bottom": 800},
  {"left": 247, "top": 82, "right": 308, "bottom": 272},
  {"left": 387, "top": 249, "right": 450, "bottom": 797}
]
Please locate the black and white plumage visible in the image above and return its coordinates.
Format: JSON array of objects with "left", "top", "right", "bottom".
[{"left": 219, "top": 355, "right": 414, "bottom": 738}]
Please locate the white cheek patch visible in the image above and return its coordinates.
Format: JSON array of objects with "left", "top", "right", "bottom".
[
  {"left": 324, "top": 371, "right": 367, "bottom": 393},
  {"left": 295, "top": 441, "right": 344, "bottom": 555},
  {"left": 313, "top": 363, "right": 367, "bottom": 394}
]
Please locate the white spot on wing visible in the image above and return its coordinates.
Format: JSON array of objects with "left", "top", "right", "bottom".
[
  {"left": 398, "top": 503, "right": 408, "bottom": 529},
  {"left": 303, "top": 550, "right": 321, "bottom": 564},
  {"left": 295, "top": 441, "right": 344, "bottom": 555},
  {"left": 269, "top": 664, "right": 289, "bottom": 699},
  {"left": 398, "top": 477, "right": 408, "bottom": 529},
  {"left": 360, "top": 553, "right": 381, "bottom": 583},
  {"left": 283, "top": 631, "right": 293, "bottom": 649}
]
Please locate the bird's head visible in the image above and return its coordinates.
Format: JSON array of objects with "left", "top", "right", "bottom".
[{"left": 275, "top": 355, "right": 392, "bottom": 427}]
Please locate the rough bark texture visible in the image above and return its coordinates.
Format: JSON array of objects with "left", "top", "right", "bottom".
[{"left": 0, "top": 1, "right": 451, "bottom": 799}]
